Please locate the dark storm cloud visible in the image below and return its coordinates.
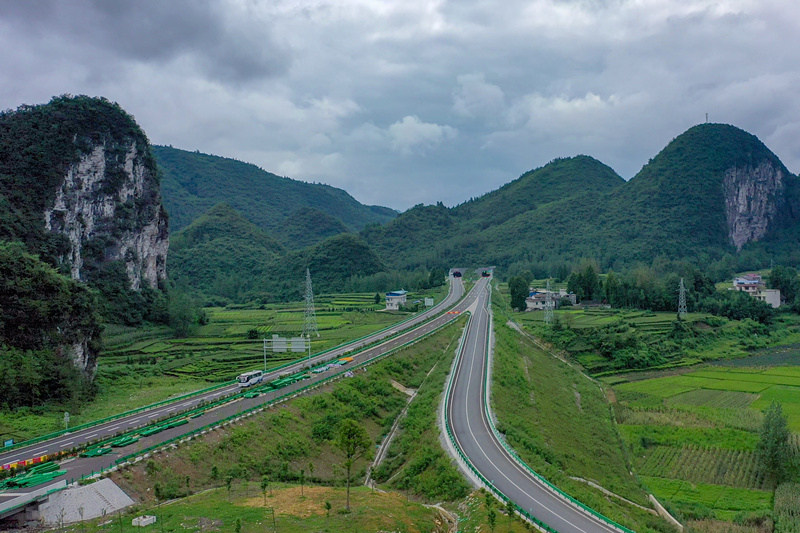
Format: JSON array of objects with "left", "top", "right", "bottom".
[
  {"left": 1, "top": 1, "right": 799, "bottom": 210},
  {"left": 1, "top": 0, "right": 289, "bottom": 82}
]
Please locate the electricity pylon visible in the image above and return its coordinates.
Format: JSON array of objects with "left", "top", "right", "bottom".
[
  {"left": 544, "top": 278, "right": 554, "bottom": 326},
  {"left": 303, "top": 268, "right": 319, "bottom": 338},
  {"left": 678, "top": 278, "right": 687, "bottom": 319}
]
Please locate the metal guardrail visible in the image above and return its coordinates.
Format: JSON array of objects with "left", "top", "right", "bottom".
[
  {"left": 3, "top": 281, "right": 461, "bottom": 462},
  {"left": 479, "top": 285, "right": 635, "bottom": 533},
  {"left": 92, "top": 315, "right": 463, "bottom": 479}
]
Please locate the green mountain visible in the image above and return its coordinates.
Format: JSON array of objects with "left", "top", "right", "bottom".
[
  {"left": 169, "top": 202, "right": 384, "bottom": 302},
  {"left": 453, "top": 155, "right": 624, "bottom": 231},
  {"left": 279, "top": 207, "right": 350, "bottom": 248},
  {"left": 363, "top": 155, "right": 626, "bottom": 270},
  {"left": 363, "top": 125, "right": 800, "bottom": 276},
  {"left": 153, "top": 145, "right": 397, "bottom": 240},
  {"left": 168, "top": 203, "right": 285, "bottom": 300}
]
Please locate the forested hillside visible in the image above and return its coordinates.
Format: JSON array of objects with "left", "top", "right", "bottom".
[
  {"left": 363, "top": 125, "right": 800, "bottom": 278},
  {"left": 154, "top": 145, "right": 397, "bottom": 245},
  {"left": 169, "top": 202, "right": 384, "bottom": 302}
]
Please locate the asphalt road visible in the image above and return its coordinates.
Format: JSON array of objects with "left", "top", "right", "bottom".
[
  {"left": 0, "top": 276, "right": 470, "bottom": 502},
  {"left": 446, "top": 278, "right": 623, "bottom": 533}
]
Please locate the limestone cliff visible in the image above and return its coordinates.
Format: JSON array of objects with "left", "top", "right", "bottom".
[
  {"left": 0, "top": 95, "right": 169, "bottom": 376},
  {"left": 723, "top": 161, "right": 787, "bottom": 250},
  {"left": 43, "top": 141, "right": 169, "bottom": 290}
]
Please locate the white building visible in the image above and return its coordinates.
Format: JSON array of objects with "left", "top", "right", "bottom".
[
  {"left": 731, "top": 273, "right": 781, "bottom": 308},
  {"left": 525, "top": 288, "right": 577, "bottom": 311},
  {"left": 385, "top": 290, "right": 408, "bottom": 310}
]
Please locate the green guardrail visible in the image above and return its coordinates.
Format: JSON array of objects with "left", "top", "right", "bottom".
[
  {"left": 2, "top": 380, "right": 234, "bottom": 456},
  {"left": 476, "top": 285, "right": 633, "bottom": 533},
  {"left": 441, "top": 311, "right": 559, "bottom": 532},
  {"left": 4, "top": 282, "right": 464, "bottom": 458},
  {"left": 95, "top": 313, "right": 466, "bottom": 479}
]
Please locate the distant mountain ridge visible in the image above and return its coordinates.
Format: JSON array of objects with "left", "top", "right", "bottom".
[
  {"left": 362, "top": 124, "right": 800, "bottom": 274},
  {"left": 153, "top": 145, "right": 397, "bottom": 247}
]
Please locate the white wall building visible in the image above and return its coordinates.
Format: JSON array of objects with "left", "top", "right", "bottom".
[{"left": 385, "top": 290, "right": 408, "bottom": 310}]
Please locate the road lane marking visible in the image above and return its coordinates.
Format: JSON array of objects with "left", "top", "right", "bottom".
[{"left": 447, "top": 284, "right": 615, "bottom": 533}]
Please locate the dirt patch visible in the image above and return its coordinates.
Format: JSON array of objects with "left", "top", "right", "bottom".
[
  {"left": 391, "top": 379, "right": 415, "bottom": 397},
  {"left": 605, "top": 388, "right": 616, "bottom": 403},
  {"left": 573, "top": 384, "right": 582, "bottom": 412},
  {"left": 241, "top": 486, "right": 334, "bottom": 517}
]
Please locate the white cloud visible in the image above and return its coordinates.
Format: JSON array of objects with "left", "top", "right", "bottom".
[{"left": 388, "top": 115, "right": 458, "bottom": 154}]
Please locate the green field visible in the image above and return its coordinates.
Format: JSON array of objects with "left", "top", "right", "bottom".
[
  {"left": 611, "top": 364, "right": 800, "bottom": 523},
  {"left": 514, "top": 305, "right": 800, "bottom": 376},
  {"left": 0, "top": 286, "right": 448, "bottom": 443}
]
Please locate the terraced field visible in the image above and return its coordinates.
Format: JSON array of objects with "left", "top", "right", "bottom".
[
  {"left": 0, "top": 287, "right": 447, "bottom": 442},
  {"left": 612, "top": 365, "right": 800, "bottom": 521}
]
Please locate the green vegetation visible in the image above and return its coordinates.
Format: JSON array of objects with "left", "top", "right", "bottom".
[
  {"left": 79, "top": 484, "right": 447, "bottom": 533},
  {"left": 515, "top": 306, "right": 800, "bottom": 375},
  {"left": 363, "top": 124, "right": 800, "bottom": 277},
  {"left": 153, "top": 144, "right": 396, "bottom": 237},
  {"left": 110, "top": 320, "right": 466, "bottom": 505},
  {"left": 0, "top": 242, "right": 100, "bottom": 409},
  {"left": 757, "top": 401, "right": 792, "bottom": 484},
  {"left": 491, "top": 288, "right": 673, "bottom": 532},
  {"left": 0, "top": 95, "right": 168, "bottom": 326},
  {"left": 774, "top": 482, "right": 800, "bottom": 532},
  {"left": 169, "top": 203, "right": 389, "bottom": 302},
  {"left": 611, "top": 366, "right": 800, "bottom": 522},
  {"left": 0, "top": 292, "right": 442, "bottom": 442},
  {"left": 335, "top": 419, "right": 372, "bottom": 511},
  {"left": 370, "top": 325, "right": 471, "bottom": 501}
]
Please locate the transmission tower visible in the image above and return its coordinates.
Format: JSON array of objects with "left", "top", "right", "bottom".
[
  {"left": 303, "top": 268, "right": 319, "bottom": 338},
  {"left": 544, "top": 279, "right": 554, "bottom": 326},
  {"left": 678, "top": 277, "right": 687, "bottom": 319}
]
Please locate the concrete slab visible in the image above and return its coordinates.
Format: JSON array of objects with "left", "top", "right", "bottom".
[{"left": 40, "top": 478, "right": 134, "bottom": 525}]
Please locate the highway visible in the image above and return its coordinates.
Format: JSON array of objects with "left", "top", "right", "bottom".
[
  {"left": 446, "top": 277, "right": 623, "bottom": 533},
  {"left": 0, "top": 276, "right": 472, "bottom": 506}
]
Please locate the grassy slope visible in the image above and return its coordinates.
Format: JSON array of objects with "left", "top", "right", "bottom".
[
  {"left": 491, "top": 287, "right": 674, "bottom": 532},
  {"left": 109, "top": 320, "right": 466, "bottom": 504}
]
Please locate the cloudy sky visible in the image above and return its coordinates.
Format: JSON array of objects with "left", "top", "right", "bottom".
[{"left": 2, "top": 0, "right": 799, "bottom": 211}]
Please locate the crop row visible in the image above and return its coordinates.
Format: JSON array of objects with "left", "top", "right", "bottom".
[{"left": 638, "top": 445, "right": 765, "bottom": 489}]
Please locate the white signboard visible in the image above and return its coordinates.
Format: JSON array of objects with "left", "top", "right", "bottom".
[
  {"left": 424, "top": 298, "right": 434, "bottom": 307},
  {"left": 290, "top": 337, "right": 307, "bottom": 353},
  {"left": 272, "top": 334, "right": 287, "bottom": 352}
]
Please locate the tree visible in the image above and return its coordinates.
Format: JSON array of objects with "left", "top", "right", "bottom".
[
  {"left": 757, "top": 401, "right": 791, "bottom": 484},
  {"left": 769, "top": 266, "right": 799, "bottom": 305},
  {"left": 373, "top": 292, "right": 381, "bottom": 305},
  {"left": 169, "top": 291, "right": 199, "bottom": 338},
  {"left": 508, "top": 276, "right": 529, "bottom": 311},
  {"left": 261, "top": 475, "right": 269, "bottom": 506},
  {"left": 335, "top": 419, "right": 372, "bottom": 511},
  {"left": 487, "top": 506, "right": 496, "bottom": 532}
]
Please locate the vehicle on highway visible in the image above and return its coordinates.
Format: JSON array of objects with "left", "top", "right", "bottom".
[{"left": 236, "top": 370, "right": 264, "bottom": 388}]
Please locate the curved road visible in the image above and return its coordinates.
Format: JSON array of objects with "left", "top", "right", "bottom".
[{"left": 446, "top": 277, "right": 623, "bottom": 533}]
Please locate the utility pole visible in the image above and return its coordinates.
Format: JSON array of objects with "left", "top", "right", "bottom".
[{"left": 678, "top": 278, "right": 687, "bottom": 319}]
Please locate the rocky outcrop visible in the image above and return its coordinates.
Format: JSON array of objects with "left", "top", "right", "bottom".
[
  {"left": 43, "top": 141, "right": 168, "bottom": 290},
  {"left": 723, "top": 161, "right": 785, "bottom": 250}
]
